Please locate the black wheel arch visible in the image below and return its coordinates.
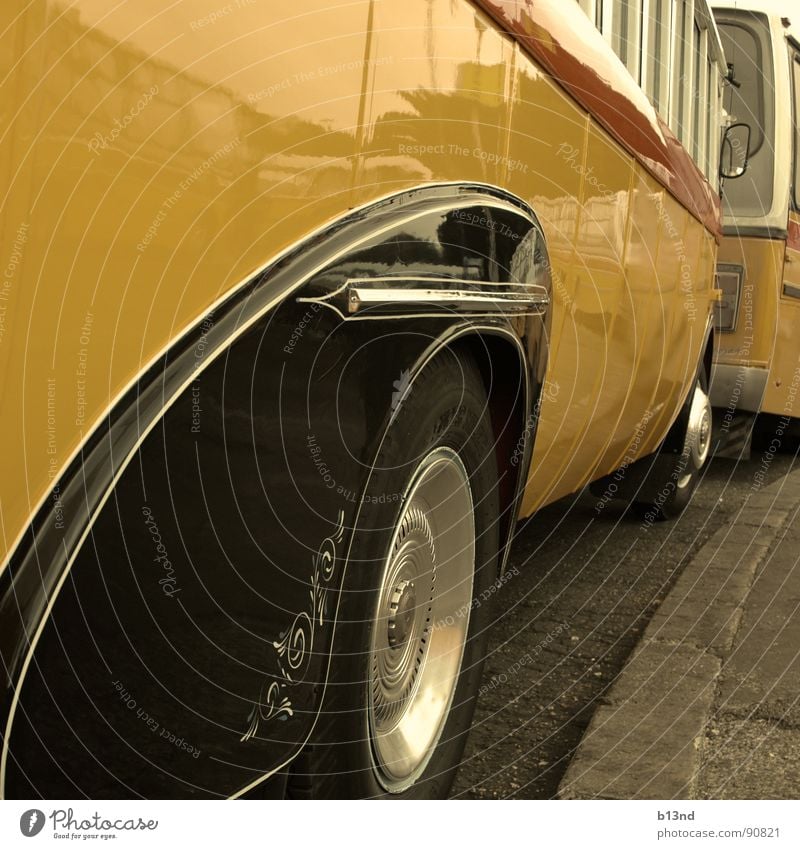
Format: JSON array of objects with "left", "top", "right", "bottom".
[{"left": 0, "top": 183, "right": 550, "bottom": 799}]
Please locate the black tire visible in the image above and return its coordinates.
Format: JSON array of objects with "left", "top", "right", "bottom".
[
  {"left": 632, "top": 367, "right": 711, "bottom": 522},
  {"left": 291, "top": 348, "right": 500, "bottom": 798}
]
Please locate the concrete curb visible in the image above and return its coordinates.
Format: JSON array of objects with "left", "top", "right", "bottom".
[{"left": 558, "top": 467, "right": 800, "bottom": 799}]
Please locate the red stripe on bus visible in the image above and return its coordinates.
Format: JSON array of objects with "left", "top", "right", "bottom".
[{"left": 474, "top": 0, "right": 722, "bottom": 240}]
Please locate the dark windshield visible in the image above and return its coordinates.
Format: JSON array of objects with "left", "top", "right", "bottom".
[{"left": 717, "top": 13, "right": 775, "bottom": 218}]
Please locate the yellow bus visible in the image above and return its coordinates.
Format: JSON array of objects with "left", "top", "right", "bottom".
[
  {"left": 710, "top": 1, "right": 800, "bottom": 444},
  {"left": 0, "top": 0, "right": 730, "bottom": 799}
]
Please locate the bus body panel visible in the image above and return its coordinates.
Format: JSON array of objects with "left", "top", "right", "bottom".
[
  {"left": 477, "top": 0, "right": 723, "bottom": 238},
  {"left": 0, "top": 0, "right": 372, "bottom": 573},
  {"left": 710, "top": 235, "right": 783, "bottom": 414},
  {"left": 0, "top": 0, "right": 722, "bottom": 569}
]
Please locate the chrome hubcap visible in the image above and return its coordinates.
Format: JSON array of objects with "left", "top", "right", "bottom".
[
  {"left": 678, "top": 380, "right": 712, "bottom": 488},
  {"left": 387, "top": 579, "right": 417, "bottom": 648},
  {"left": 369, "top": 447, "right": 475, "bottom": 793}
]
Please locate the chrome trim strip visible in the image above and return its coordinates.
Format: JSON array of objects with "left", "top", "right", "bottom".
[
  {"left": 300, "top": 276, "right": 550, "bottom": 319},
  {"left": 346, "top": 282, "right": 549, "bottom": 315},
  {"left": 346, "top": 275, "right": 538, "bottom": 288},
  {"left": 783, "top": 281, "right": 800, "bottom": 299}
]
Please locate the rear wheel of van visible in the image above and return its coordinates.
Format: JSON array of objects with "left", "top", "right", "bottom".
[
  {"left": 289, "top": 349, "right": 499, "bottom": 798},
  {"left": 633, "top": 369, "right": 712, "bottom": 521}
]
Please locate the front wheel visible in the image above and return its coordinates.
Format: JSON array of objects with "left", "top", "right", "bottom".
[
  {"left": 293, "top": 349, "right": 500, "bottom": 798},
  {"left": 369, "top": 445, "right": 476, "bottom": 792}
]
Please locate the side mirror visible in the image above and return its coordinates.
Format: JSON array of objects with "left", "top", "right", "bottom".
[{"left": 719, "top": 122, "right": 751, "bottom": 179}]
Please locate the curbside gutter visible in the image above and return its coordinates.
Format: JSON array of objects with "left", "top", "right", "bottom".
[{"left": 558, "top": 467, "right": 800, "bottom": 799}]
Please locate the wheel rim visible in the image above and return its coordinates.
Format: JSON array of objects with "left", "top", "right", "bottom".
[
  {"left": 368, "top": 446, "right": 475, "bottom": 793},
  {"left": 678, "top": 379, "right": 712, "bottom": 488}
]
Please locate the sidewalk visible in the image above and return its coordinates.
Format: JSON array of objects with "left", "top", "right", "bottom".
[{"left": 559, "top": 467, "right": 800, "bottom": 799}]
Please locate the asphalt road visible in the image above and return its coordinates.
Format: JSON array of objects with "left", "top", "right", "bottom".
[{"left": 451, "top": 442, "right": 798, "bottom": 799}]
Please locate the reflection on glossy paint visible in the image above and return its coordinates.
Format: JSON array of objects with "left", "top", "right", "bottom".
[{"left": 1, "top": 0, "right": 717, "bottom": 565}]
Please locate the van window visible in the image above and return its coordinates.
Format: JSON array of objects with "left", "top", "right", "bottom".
[{"left": 717, "top": 15, "right": 775, "bottom": 218}]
